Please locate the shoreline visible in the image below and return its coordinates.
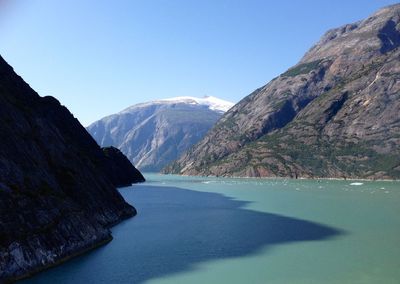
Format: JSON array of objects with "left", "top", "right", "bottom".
[
  {"left": 10, "top": 236, "right": 113, "bottom": 283},
  {"left": 156, "top": 173, "right": 399, "bottom": 182},
  {"left": 9, "top": 209, "right": 136, "bottom": 283}
]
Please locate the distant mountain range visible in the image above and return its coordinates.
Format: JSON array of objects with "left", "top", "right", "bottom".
[
  {"left": 164, "top": 4, "right": 400, "bottom": 179},
  {"left": 87, "top": 96, "right": 234, "bottom": 172}
]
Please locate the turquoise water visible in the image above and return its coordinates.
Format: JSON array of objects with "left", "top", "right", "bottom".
[{"left": 23, "top": 174, "right": 400, "bottom": 284}]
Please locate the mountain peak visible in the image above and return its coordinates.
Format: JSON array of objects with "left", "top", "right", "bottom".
[
  {"left": 120, "top": 96, "right": 234, "bottom": 114},
  {"left": 164, "top": 4, "right": 400, "bottom": 179},
  {"left": 87, "top": 95, "right": 233, "bottom": 172},
  {"left": 301, "top": 3, "right": 400, "bottom": 63},
  {"left": 156, "top": 96, "right": 235, "bottom": 113},
  {"left": 375, "top": 3, "right": 400, "bottom": 15}
]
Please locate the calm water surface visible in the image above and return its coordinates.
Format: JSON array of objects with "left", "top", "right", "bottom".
[{"left": 22, "top": 174, "right": 400, "bottom": 284}]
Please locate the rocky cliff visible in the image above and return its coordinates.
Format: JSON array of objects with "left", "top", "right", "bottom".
[
  {"left": 87, "top": 96, "right": 233, "bottom": 172},
  {"left": 164, "top": 4, "right": 400, "bottom": 179},
  {"left": 102, "top": 146, "right": 145, "bottom": 187},
  {"left": 0, "top": 55, "right": 143, "bottom": 282}
]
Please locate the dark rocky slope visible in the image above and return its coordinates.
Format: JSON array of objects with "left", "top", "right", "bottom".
[
  {"left": 165, "top": 4, "right": 400, "bottom": 179},
  {"left": 102, "top": 146, "right": 145, "bottom": 187},
  {"left": 0, "top": 55, "right": 143, "bottom": 282}
]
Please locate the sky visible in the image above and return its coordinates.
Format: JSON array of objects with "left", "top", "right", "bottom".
[{"left": 0, "top": 0, "right": 398, "bottom": 126}]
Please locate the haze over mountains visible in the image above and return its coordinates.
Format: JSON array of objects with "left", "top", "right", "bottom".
[
  {"left": 87, "top": 96, "right": 234, "bottom": 172},
  {"left": 165, "top": 4, "right": 400, "bottom": 179}
]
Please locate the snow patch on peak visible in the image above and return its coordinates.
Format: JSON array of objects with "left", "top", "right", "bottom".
[
  {"left": 157, "top": 96, "right": 234, "bottom": 112},
  {"left": 119, "top": 95, "right": 234, "bottom": 114}
]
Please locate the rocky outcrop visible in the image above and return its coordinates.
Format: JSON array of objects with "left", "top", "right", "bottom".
[
  {"left": 164, "top": 4, "right": 400, "bottom": 179},
  {"left": 0, "top": 55, "right": 143, "bottom": 282},
  {"left": 87, "top": 96, "right": 233, "bottom": 172},
  {"left": 102, "top": 146, "right": 145, "bottom": 187}
]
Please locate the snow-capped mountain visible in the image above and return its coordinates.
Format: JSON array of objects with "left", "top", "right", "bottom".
[
  {"left": 157, "top": 96, "right": 233, "bottom": 112},
  {"left": 87, "top": 96, "right": 234, "bottom": 172},
  {"left": 121, "top": 95, "right": 233, "bottom": 114}
]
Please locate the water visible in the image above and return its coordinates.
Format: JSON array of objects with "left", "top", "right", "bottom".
[{"left": 22, "top": 174, "right": 400, "bottom": 284}]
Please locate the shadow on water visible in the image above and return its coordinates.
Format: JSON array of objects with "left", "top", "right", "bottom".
[{"left": 22, "top": 185, "right": 345, "bottom": 284}]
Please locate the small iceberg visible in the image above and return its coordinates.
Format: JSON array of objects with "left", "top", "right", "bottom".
[{"left": 350, "top": 182, "right": 363, "bottom": 186}]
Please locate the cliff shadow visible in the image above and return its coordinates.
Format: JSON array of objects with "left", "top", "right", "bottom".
[{"left": 21, "top": 185, "right": 344, "bottom": 283}]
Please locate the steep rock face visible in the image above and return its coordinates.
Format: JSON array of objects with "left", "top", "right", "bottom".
[
  {"left": 87, "top": 97, "right": 233, "bottom": 172},
  {"left": 165, "top": 4, "right": 400, "bottom": 179},
  {"left": 0, "top": 55, "right": 142, "bottom": 281},
  {"left": 102, "top": 146, "right": 145, "bottom": 187}
]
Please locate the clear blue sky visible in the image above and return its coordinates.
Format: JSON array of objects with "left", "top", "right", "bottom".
[{"left": 0, "top": 0, "right": 397, "bottom": 126}]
